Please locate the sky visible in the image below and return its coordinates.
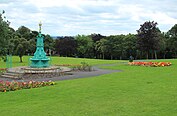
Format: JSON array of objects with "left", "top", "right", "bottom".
[{"left": 0, "top": 0, "right": 177, "bottom": 36}]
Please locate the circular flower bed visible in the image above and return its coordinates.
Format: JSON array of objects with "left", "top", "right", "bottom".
[{"left": 128, "top": 62, "right": 172, "bottom": 67}]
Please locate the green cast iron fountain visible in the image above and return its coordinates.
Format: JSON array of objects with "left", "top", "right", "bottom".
[{"left": 30, "top": 22, "right": 50, "bottom": 68}]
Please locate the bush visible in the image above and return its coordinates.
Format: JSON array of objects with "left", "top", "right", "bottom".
[{"left": 72, "top": 62, "right": 93, "bottom": 71}]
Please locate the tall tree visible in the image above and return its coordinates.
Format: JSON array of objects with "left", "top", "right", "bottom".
[
  {"left": 137, "top": 21, "right": 160, "bottom": 59},
  {"left": 55, "top": 36, "right": 77, "bottom": 57},
  {"left": 0, "top": 10, "right": 11, "bottom": 61}
]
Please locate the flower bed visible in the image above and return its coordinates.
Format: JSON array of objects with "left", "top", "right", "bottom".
[
  {"left": 0, "top": 80, "right": 55, "bottom": 92},
  {"left": 128, "top": 62, "right": 172, "bottom": 67}
]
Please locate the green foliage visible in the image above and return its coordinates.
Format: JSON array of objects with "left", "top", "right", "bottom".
[
  {"left": 16, "top": 26, "right": 31, "bottom": 40},
  {"left": 165, "top": 24, "right": 177, "bottom": 58},
  {"left": 168, "top": 24, "right": 177, "bottom": 37},
  {"left": 71, "top": 62, "right": 93, "bottom": 71},
  {"left": 75, "top": 35, "right": 94, "bottom": 58},
  {"left": 28, "top": 39, "right": 36, "bottom": 54},
  {"left": 90, "top": 33, "right": 105, "bottom": 42},
  {"left": 44, "top": 34, "right": 55, "bottom": 54},
  {"left": 95, "top": 38, "right": 108, "bottom": 59},
  {"left": 55, "top": 36, "right": 77, "bottom": 57},
  {"left": 105, "top": 35, "right": 126, "bottom": 59},
  {"left": 14, "top": 38, "right": 30, "bottom": 62},
  {"left": 0, "top": 10, "right": 11, "bottom": 59}
]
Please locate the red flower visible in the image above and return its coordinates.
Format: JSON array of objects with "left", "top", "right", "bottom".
[{"left": 129, "top": 61, "right": 171, "bottom": 67}]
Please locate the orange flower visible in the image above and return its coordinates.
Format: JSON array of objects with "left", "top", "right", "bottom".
[{"left": 128, "top": 61, "right": 171, "bottom": 67}]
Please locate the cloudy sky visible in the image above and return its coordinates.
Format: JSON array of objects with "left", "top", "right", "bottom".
[{"left": 0, "top": 0, "right": 177, "bottom": 36}]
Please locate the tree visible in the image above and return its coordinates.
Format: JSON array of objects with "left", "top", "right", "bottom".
[
  {"left": 168, "top": 24, "right": 177, "bottom": 37},
  {"left": 13, "top": 37, "right": 29, "bottom": 62},
  {"left": 44, "top": 34, "right": 55, "bottom": 55},
  {"left": 95, "top": 39, "right": 108, "bottom": 59},
  {"left": 75, "top": 35, "right": 94, "bottom": 58},
  {"left": 0, "top": 10, "right": 11, "bottom": 61},
  {"left": 28, "top": 39, "right": 36, "bottom": 55},
  {"left": 30, "top": 31, "right": 38, "bottom": 40},
  {"left": 166, "top": 24, "right": 177, "bottom": 58},
  {"left": 55, "top": 36, "right": 77, "bottom": 57},
  {"left": 112, "top": 35, "right": 125, "bottom": 60},
  {"left": 137, "top": 21, "right": 161, "bottom": 59},
  {"left": 154, "top": 32, "right": 166, "bottom": 59},
  {"left": 90, "top": 33, "right": 106, "bottom": 42},
  {"left": 123, "top": 34, "right": 137, "bottom": 59},
  {"left": 16, "top": 26, "right": 31, "bottom": 40},
  {"left": 90, "top": 33, "right": 106, "bottom": 58}
]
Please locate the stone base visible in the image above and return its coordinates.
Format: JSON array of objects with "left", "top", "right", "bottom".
[{"left": 1, "top": 66, "right": 71, "bottom": 79}]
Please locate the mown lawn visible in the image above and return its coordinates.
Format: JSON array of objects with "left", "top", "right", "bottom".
[
  {"left": 0, "top": 56, "right": 120, "bottom": 68},
  {"left": 0, "top": 57, "right": 177, "bottom": 116}
]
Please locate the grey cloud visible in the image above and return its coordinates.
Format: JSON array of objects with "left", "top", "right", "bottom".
[{"left": 1, "top": 0, "right": 176, "bottom": 36}]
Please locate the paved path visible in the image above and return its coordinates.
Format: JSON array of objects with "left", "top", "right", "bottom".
[{"left": 0, "top": 63, "right": 123, "bottom": 82}]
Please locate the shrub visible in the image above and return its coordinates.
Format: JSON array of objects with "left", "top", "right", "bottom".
[{"left": 72, "top": 62, "right": 93, "bottom": 71}]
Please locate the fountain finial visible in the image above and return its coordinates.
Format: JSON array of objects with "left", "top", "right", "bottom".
[{"left": 39, "top": 21, "right": 42, "bottom": 33}]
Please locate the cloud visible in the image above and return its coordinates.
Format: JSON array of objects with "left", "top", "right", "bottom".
[{"left": 0, "top": 0, "right": 177, "bottom": 36}]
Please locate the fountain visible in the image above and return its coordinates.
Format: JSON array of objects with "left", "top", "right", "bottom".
[{"left": 30, "top": 22, "right": 50, "bottom": 68}]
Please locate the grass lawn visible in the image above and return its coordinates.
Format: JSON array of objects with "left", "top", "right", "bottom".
[
  {"left": 0, "top": 56, "right": 177, "bottom": 115},
  {"left": 0, "top": 56, "right": 120, "bottom": 68}
]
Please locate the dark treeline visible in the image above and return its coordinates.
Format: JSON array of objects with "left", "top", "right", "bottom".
[
  {"left": 55, "top": 22, "right": 177, "bottom": 60},
  {"left": 1, "top": 10, "right": 177, "bottom": 62}
]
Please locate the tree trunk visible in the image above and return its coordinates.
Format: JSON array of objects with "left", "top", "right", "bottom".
[
  {"left": 146, "top": 51, "right": 148, "bottom": 59},
  {"left": 140, "top": 51, "right": 142, "bottom": 59},
  {"left": 102, "top": 53, "right": 104, "bottom": 59},
  {"left": 111, "top": 55, "right": 113, "bottom": 60},
  {"left": 120, "top": 56, "right": 122, "bottom": 60},
  {"left": 151, "top": 52, "right": 153, "bottom": 59},
  {"left": 19, "top": 56, "right": 23, "bottom": 63},
  {"left": 154, "top": 50, "right": 157, "bottom": 59},
  {"left": 163, "top": 52, "right": 166, "bottom": 59}
]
